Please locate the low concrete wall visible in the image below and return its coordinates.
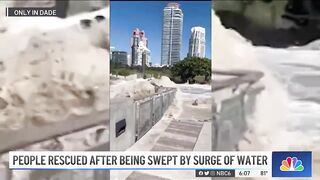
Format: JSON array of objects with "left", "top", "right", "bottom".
[
  {"left": 111, "top": 89, "right": 176, "bottom": 151},
  {"left": 153, "top": 95, "right": 163, "bottom": 124},
  {"left": 215, "top": 93, "right": 245, "bottom": 151},
  {"left": 110, "top": 98, "right": 135, "bottom": 151},
  {"left": 136, "top": 98, "right": 153, "bottom": 139},
  {"left": 212, "top": 70, "right": 264, "bottom": 151}
]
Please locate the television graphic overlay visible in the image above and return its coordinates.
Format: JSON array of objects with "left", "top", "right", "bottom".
[
  {"left": 280, "top": 157, "right": 304, "bottom": 171},
  {"left": 272, "top": 151, "right": 312, "bottom": 177}
]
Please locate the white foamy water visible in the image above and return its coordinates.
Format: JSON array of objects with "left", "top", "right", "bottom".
[
  {"left": 254, "top": 45, "right": 320, "bottom": 151},
  {"left": 178, "top": 84, "right": 212, "bottom": 101},
  {"left": 213, "top": 10, "right": 320, "bottom": 153}
]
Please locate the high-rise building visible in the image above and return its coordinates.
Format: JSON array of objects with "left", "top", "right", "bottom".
[
  {"left": 127, "top": 54, "right": 131, "bottom": 66},
  {"left": 131, "top": 28, "right": 141, "bottom": 66},
  {"left": 131, "top": 28, "right": 150, "bottom": 66},
  {"left": 188, "top": 26, "right": 206, "bottom": 58},
  {"left": 112, "top": 51, "right": 128, "bottom": 66},
  {"left": 110, "top": 46, "right": 115, "bottom": 61},
  {"left": 161, "top": 2, "right": 183, "bottom": 66}
]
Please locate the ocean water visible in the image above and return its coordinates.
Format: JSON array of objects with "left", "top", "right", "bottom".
[
  {"left": 178, "top": 84, "right": 212, "bottom": 101},
  {"left": 213, "top": 11, "right": 320, "bottom": 170},
  {"left": 254, "top": 47, "right": 320, "bottom": 151}
]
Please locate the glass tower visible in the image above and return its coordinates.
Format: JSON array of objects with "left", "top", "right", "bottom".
[{"left": 161, "top": 2, "right": 183, "bottom": 66}]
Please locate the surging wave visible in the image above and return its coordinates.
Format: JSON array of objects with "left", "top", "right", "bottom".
[{"left": 212, "top": 10, "right": 315, "bottom": 151}]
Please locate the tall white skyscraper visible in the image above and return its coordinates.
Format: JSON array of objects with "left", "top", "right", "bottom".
[
  {"left": 188, "top": 26, "right": 206, "bottom": 58},
  {"left": 161, "top": 2, "right": 183, "bottom": 66}
]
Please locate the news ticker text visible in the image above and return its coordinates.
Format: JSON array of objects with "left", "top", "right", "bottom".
[{"left": 9, "top": 151, "right": 312, "bottom": 178}]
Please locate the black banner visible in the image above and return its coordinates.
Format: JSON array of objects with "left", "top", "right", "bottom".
[
  {"left": 195, "top": 170, "right": 235, "bottom": 178},
  {"left": 6, "top": 7, "right": 63, "bottom": 17}
]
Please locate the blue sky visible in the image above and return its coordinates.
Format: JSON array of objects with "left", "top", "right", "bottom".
[{"left": 110, "top": 1, "right": 211, "bottom": 65}]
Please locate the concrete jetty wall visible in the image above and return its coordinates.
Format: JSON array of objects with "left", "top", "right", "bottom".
[
  {"left": 110, "top": 89, "right": 177, "bottom": 151},
  {"left": 212, "top": 70, "right": 264, "bottom": 151}
]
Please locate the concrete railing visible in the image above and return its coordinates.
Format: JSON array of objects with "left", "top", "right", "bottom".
[
  {"left": 110, "top": 88, "right": 177, "bottom": 151},
  {"left": 0, "top": 111, "right": 109, "bottom": 180},
  {"left": 212, "top": 70, "right": 265, "bottom": 151}
]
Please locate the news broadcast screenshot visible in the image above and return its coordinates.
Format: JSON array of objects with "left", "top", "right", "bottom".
[{"left": 0, "top": 0, "right": 318, "bottom": 179}]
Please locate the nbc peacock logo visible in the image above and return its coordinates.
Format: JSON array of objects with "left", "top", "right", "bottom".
[{"left": 280, "top": 157, "right": 304, "bottom": 171}]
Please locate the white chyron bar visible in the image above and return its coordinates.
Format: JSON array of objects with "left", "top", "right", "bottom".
[{"left": 9, "top": 151, "right": 272, "bottom": 177}]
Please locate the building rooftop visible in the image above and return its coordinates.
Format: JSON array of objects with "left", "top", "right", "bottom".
[{"left": 166, "top": 2, "right": 180, "bottom": 9}]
